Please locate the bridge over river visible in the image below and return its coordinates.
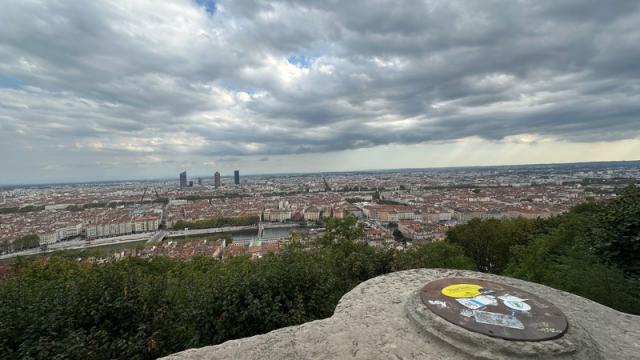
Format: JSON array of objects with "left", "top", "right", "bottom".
[{"left": 0, "top": 224, "right": 301, "bottom": 259}]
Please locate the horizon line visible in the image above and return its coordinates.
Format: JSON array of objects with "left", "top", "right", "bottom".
[{"left": 1, "top": 159, "right": 639, "bottom": 188}]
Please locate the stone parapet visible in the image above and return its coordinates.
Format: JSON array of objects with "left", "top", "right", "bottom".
[{"left": 161, "top": 269, "right": 640, "bottom": 360}]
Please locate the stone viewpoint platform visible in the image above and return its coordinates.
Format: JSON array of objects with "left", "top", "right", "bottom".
[{"left": 162, "top": 269, "right": 640, "bottom": 360}]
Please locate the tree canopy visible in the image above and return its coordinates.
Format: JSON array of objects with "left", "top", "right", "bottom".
[
  {"left": 171, "top": 215, "right": 260, "bottom": 230},
  {"left": 1, "top": 187, "right": 640, "bottom": 359}
]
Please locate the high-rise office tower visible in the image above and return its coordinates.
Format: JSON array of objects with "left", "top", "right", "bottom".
[
  {"left": 214, "top": 171, "right": 221, "bottom": 188},
  {"left": 179, "top": 171, "right": 187, "bottom": 188},
  {"left": 234, "top": 170, "right": 240, "bottom": 185}
]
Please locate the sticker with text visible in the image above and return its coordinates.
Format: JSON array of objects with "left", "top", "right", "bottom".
[
  {"left": 456, "top": 295, "right": 497, "bottom": 309},
  {"left": 473, "top": 310, "right": 525, "bottom": 330}
]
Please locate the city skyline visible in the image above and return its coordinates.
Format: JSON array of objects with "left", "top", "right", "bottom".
[
  {"left": 2, "top": 159, "right": 639, "bottom": 187},
  {"left": 1, "top": 1, "right": 640, "bottom": 184},
  {"left": 2, "top": 158, "right": 636, "bottom": 255}
]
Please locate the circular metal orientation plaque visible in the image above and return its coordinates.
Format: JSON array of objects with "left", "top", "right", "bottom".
[{"left": 421, "top": 278, "right": 568, "bottom": 341}]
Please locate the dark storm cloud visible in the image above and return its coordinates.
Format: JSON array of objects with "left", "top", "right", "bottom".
[{"left": 0, "top": 0, "right": 639, "bottom": 177}]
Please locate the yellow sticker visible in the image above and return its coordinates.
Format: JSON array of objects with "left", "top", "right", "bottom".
[{"left": 441, "top": 283, "right": 482, "bottom": 298}]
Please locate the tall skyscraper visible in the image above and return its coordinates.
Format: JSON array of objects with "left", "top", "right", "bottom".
[
  {"left": 179, "top": 171, "right": 187, "bottom": 188},
  {"left": 214, "top": 171, "right": 221, "bottom": 188},
  {"left": 234, "top": 170, "right": 240, "bottom": 185}
]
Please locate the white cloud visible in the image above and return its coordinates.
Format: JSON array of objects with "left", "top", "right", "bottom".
[{"left": 0, "top": 0, "right": 639, "bottom": 182}]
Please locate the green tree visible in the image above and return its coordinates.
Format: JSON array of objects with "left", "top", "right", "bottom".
[
  {"left": 589, "top": 185, "right": 640, "bottom": 276},
  {"left": 317, "top": 216, "right": 363, "bottom": 246},
  {"left": 172, "top": 215, "right": 260, "bottom": 230},
  {"left": 446, "top": 217, "right": 551, "bottom": 274},
  {"left": 507, "top": 229, "right": 640, "bottom": 314},
  {"left": 11, "top": 234, "right": 40, "bottom": 251},
  {"left": 393, "top": 242, "right": 476, "bottom": 271}
]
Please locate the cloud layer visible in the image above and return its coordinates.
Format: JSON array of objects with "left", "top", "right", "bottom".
[{"left": 1, "top": 0, "right": 639, "bottom": 181}]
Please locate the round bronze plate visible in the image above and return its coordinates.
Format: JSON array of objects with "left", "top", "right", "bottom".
[{"left": 421, "top": 278, "right": 568, "bottom": 341}]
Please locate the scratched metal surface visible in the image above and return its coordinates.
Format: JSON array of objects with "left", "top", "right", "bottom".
[{"left": 421, "top": 277, "right": 568, "bottom": 341}]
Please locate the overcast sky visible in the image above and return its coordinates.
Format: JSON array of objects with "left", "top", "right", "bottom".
[{"left": 1, "top": 0, "right": 640, "bottom": 184}]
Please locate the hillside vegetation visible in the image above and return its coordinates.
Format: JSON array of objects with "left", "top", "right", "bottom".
[{"left": 0, "top": 186, "right": 638, "bottom": 359}]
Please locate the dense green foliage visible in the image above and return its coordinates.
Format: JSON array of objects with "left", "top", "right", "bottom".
[
  {"left": 392, "top": 242, "right": 476, "bottom": 271},
  {"left": 171, "top": 215, "right": 260, "bottom": 230},
  {"left": 447, "top": 217, "right": 557, "bottom": 274},
  {"left": 345, "top": 197, "right": 372, "bottom": 204},
  {"left": 176, "top": 194, "right": 245, "bottom": 201},
  {"left": 0, "top": 205, "right": 45, "bottom": 214},
  {"left": 0, "top": 235, "right": 446, "bottom": 360},
  {"left": 1, "top": 187, "right": 640, "bottom": 359},
  {"left": 64, "top": 204, "right": 85, "bottom": 212},
  {"left": 586, "top": 186, "right": 640, "bottom": 276},
  {"left": 448, "top": 186, "right": 640, "bottom": 314},
  {"left": 376, "top": 199, "right": 405, "bottom": 205},
  {"left": 317, "top": 216, "right": 364, "bottom": 245},
  {"left": 503, "top": 187, "right": 640, "bottom": 314},
  {"left": 0, "top": 235, "right": 40, "bottom": 253},
  {"left": 66, "top": 199, "right": 169, "bottom": 211}
]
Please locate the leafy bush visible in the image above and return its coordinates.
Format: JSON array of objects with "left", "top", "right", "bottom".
[
  {"left": 447, "top": 185, "right": 640, "bottom": 314},
  {"left": 446, "top": 217, "right": 555, "bottom": 274},
  {"left": 172, "top": 215, "right": 260, "bottom": 230},
  {"left": 0, "top": 232, "right": 397, "bottom": 359},
  {"left": 393, "top": 242, "right": 476, "bottom": 271},
  {"left": 1, "top": 234, "right": 40, "bottom": 253}
]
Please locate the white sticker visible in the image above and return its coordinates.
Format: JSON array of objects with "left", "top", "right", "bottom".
[
  {"left": 473, "top": 310, "right": 525, "bottom": 330},
  {"left": 456, "top": 298, "right": 483, "bottom": 309},
  {"left": 498, "top": 294, "right": 528, "bottom": 302},
  {"left": 456, "top": 295, "right": 497, "bottom": 309},
  {"left": 460, "top": 309, "right": 474, "bottom": 317},
  {"left": 475, "top": 295, "right": 498, "bottom": 306},
  {"left": 428, "top": 300, "right": 448, "bottom": 308},
  {"left": 502, "top": 299, "right": 531, "bottom": 312}
]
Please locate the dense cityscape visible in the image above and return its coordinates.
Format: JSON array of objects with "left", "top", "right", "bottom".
[
  {"left": 2, "top": 0, "right": 640, "bottom": 358},
  {"left": 2, "top": 161, "right": 637, "bottom": 261}
]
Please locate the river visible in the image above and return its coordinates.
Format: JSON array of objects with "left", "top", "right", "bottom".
[{"left": 231, "top": 226, "right": 299, "bottom": 244}]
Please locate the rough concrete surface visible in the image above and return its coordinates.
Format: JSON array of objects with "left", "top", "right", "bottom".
[{"left": 161, "top": 269, "right": 640, "bottom": 360}]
